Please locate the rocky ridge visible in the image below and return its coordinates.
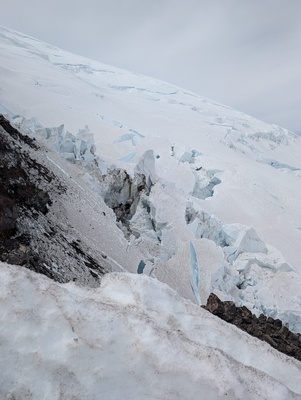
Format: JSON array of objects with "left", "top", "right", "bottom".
[
  {"left": 0, "top": 115, "right": 107, "bottom": 286},
  {"left": 203, "top": 293, "right": 301, "bottom": 362}
]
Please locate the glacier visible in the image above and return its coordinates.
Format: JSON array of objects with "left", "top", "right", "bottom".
[
  {"left": 1, "top": 25, "right": 301, "bottom": 398},
  {"left": 1, "top": 25, "right": 301, "bottom": 326}
]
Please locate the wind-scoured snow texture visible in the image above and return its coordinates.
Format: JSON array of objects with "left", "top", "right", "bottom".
[{"left": 1, "top": 262, "right": 301, "bottom": 400}]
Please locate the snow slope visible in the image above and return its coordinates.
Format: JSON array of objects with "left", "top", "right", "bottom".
[
  {"left": 1, "top": 25, "right": 301, "bottom": 397},
  {"left": 1, "top": 25, "right": 301, "bottom": 329},
  {"left": 1, "top": 262, "right": 301, "bottom": 400}
]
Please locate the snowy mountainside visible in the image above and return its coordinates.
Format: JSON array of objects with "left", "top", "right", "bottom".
[
  {"left": 1, "top": 25, "right": 301, "bottom": 331},
  {"left": 3, "top": 115, "right": 301, "bottom": 400},
  {"left": 1, "top": 25, "right": 301, "bottom": 399}
]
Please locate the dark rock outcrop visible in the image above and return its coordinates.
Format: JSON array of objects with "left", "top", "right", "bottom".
[
  {"left": 203, "top": 293, "right": 301, "bottom": 362},
  {"left": 0, "top": 195, "right": 18, "bottom": 240},
  {"left": 101, "top": 168, "right": 148, "bottom": 230},
  {"left": 0, "top": 115, "right": 106, "bottom": 286}
]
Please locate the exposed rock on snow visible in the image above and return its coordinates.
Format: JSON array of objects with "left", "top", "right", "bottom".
[
  {"left": 203, "top": 293, "right": 301, "bottom": 363},
  {"left": 11, "top": 113, "right": 158, "bottom": 240},
  {"left": 100, "top": 168, "right": 149, "bottom": 236},
  {"left": 0, "top": 116, "right": 106, "bottom": 285}
]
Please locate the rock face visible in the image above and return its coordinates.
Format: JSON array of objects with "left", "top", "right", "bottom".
[
  {"left": 0, "top": 115, "right": 106, "bottom": 286},
  {"left": 100, "top": 168, "right": 149, "bottom": 237},
  {"left": 0, "top": 195, "right": 18, "bottom": 241},
  {"left": 203, "top": 293, "right": 301, "bottom": 362}
]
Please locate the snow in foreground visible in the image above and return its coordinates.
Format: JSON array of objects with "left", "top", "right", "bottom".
[{"left": 1, "top": 262, "right": 301, "bottom": 400}]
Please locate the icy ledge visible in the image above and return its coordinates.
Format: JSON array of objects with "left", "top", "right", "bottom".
[{"left": 1, "top": 262, "right": 301, "bottom": 400}]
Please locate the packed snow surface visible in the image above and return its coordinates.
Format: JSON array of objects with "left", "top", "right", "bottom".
[{"left": 1, "top": 262, "right": 301, "bottom": 400}]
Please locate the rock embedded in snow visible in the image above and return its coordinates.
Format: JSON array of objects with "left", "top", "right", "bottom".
[
  {"left": 203, "top": 293, "right": 301, "bottom": 362},
  {"left": 0, "top": 116, "right": 107, "bottom": 285}
]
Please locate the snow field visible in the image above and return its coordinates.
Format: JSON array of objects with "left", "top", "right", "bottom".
[{"left": 1, "top": 263, "right": 301, "bottom": 400}]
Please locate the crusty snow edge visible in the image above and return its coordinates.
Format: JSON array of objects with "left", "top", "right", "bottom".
[{"left": 1, "top": 262, "right": 301, "bottom": 400}]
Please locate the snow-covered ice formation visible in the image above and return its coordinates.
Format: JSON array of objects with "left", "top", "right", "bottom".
[
  {"left": 1, "top": 25, "right": 301, "bottom": 328},
  {"left": 1, "top": 25, "right": 301, "bottom": 323},
  {"left": 1, "top": 25, "right": 301, "bottom": 397}
]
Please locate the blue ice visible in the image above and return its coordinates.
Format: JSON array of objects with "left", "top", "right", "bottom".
[
  {"left": 119, "top": 152, "right": 136, "bottom": 162},
  {"left": 137, "top": 260, "right": 146, "bottom": 274},
  {"left": 114, "top": 130, "right": 144, "bottom": 146},
  {"left": 190, "top": 242, "right": 199, "bottom": 287},
  {"left": 190, "top": 282, "right": 201, "bottom": 305}
]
